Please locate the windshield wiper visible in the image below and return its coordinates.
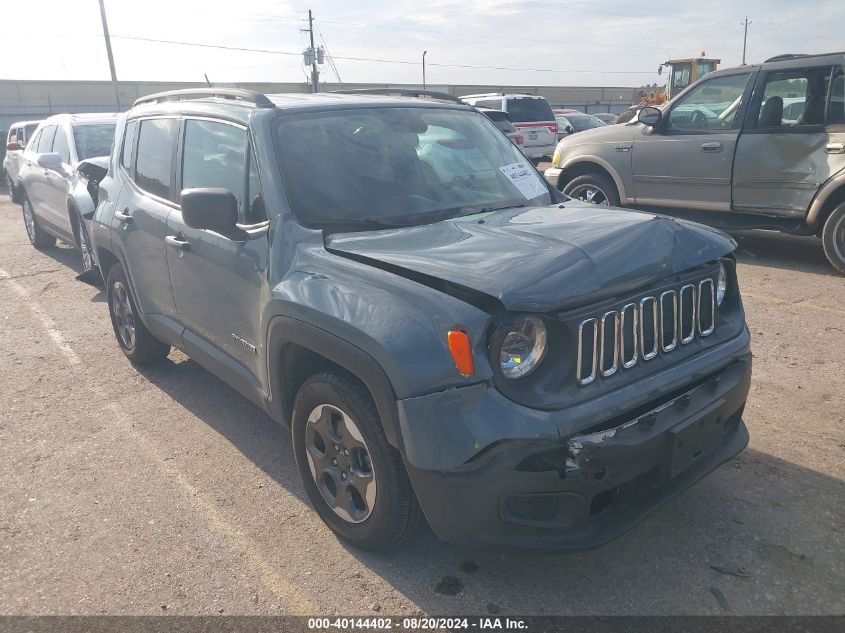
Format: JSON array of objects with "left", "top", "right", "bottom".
[{"left": 475, "top": 203, "right": 526, "bottom": 214}]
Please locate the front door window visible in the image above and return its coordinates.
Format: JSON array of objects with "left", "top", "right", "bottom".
[{"left": 666, "top": 73, "right": 751, "bottom": 132}]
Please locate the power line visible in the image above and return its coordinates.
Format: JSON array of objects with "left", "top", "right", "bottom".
[{"left": 108, "top": 34, "right": 657, "bottom": 75}]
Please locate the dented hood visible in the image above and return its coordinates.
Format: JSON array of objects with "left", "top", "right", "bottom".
[{"left": 325, "top": 204, "right": 736, "bottom": 313}]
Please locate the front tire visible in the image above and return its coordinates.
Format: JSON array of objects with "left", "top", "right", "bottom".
[
  {"left": 22, "top": 197, "right": 56, "bottom": 249},
  {"left": 106, "top": 263, "right": 170, "bottom": 364},
  {"left": 821, "top": 202, "right": 845, "bottom": 274},
  {"left": 292, "top": 372, "right": 423, "bottom": 550},
  {"left": 563, "top": 172, "right": 621, "bottom": 207}
]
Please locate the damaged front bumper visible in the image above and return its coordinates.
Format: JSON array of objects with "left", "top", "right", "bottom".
[{"left": 397, "top": 336, "right": 751, "bottom": 550}]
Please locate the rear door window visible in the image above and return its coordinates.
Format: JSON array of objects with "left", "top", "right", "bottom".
[
  {"left": 756, "top": 66, "right": 834, "bottom": 128},
  {"left": 135, "top": 118, "right": 179, "bottom": 200},
  {"left": 36, "top": 126, "right": 56, "bottom": 153},
  {"left": 506, "top": 97, "right": 554, "bottom": 123}
]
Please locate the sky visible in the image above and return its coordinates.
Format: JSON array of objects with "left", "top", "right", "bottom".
[{"left": 4, "top": 0, "right": 844, "bottom": 88}]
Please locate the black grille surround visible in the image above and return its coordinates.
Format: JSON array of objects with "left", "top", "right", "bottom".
[{"left": 486, "top": 261, "right": 743, "bottom": 411}]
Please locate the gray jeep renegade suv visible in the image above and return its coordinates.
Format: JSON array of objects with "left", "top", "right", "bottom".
[{"left": 91, "top": 88, "right": 751, "bottom": 551}]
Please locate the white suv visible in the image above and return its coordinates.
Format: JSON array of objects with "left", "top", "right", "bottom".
[
  {"left": 18, "top": 113, "right": 117, "bottom": 258},
  {"left": 4, "top": 120, "right": 41, "bottom": 202},
  {"left": 461, "top": 93, "right": 557, "bottom": 161}
]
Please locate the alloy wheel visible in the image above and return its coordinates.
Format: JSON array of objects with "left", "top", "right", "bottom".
[
  {"left": 568, "top": 184, "right": 610, "bottom": 205},
  {"left": 111, "top": 281, "right": 136, "bottom": 350},
  {"left": 304, "top": 403, "right": 377, "bottom": 523},
  {"left": 22, "top": 200, "right": 36, "bottom": 242}
]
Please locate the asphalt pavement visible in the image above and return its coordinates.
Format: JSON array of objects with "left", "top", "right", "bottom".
[{"left": 0, "top": 195, "right": 843, "bottom": 616}]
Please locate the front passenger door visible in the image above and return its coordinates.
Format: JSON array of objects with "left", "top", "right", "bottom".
[
  {"left": 166, "top": 118, "right": 270, "bottom": 383},
  {"left": 632, "top": 71, "right": 753, "bottom": 210}
]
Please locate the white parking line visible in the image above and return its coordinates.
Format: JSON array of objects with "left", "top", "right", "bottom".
[{"left": 0, "top": 268, "right": 82, "bottom": 365}]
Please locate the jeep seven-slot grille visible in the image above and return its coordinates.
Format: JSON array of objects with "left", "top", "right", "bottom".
[{"left": 576, "top": 278, "right": 715, "bottom": 386}]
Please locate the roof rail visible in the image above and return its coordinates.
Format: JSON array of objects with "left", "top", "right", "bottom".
[
  {"left": 764, "top": 53, "right": 810, "bottom": 63},
  {"left": 459, "top": 92, "right": 503, "bottom": 99},
  {"left": 331, "top": 88, "right": 464, "bottom": 104},
  {"left": 764, "top": 51, "right": 845, "bottom": 63},
  {"left": 133, "top": 88, "right": 275, "bottom": 108}
]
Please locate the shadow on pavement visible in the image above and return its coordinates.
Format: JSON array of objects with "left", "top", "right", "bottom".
[
  {"left": 134, "top": 355, "right": 844, "bottom": 615},
  {"left": 729, "top": 230, "right": 835, "bottom": 277}
]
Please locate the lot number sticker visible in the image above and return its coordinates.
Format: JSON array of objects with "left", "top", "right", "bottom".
[{"left": 500, "top": 162, "right": 545, "bottom": 200}]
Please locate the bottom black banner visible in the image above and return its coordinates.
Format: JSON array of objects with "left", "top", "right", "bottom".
[{"left": 0, "top": 616, "right": 842, "bottom": 633}]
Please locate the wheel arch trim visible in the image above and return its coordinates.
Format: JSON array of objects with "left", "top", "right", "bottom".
[
  {"left": 559, "top": 155, "right": 629, "bottom": 204},
  {"left": 265, "top": 315, "right": 404, "bottom": 450},
  {"left": 807, "top": 172, "right": 845, "bottom": 229}
]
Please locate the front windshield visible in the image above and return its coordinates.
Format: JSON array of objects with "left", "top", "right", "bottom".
[
  {"left": 73, "top": 124, "right": 116, "bottom": 161},
  {"left": 274, "top": 107, "right": 551, "bottom": 228}
]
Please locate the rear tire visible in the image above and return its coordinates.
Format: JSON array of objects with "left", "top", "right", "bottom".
[
  {"left": 22, "top": 197, "right": 56, "bottom": 249},
  {"left": 4, "top": 172, "right": 16, "bottom": 203},
  {"left": 106, "top": 263, "right": 170, "bottom": 364},
  {"left": 292, "top": 372, "right": 423, "bottom": 550},
  {"left": 563, "top": 172, "right": 621, "bottom": 207},
  {"left": 821, "top": 203, "right": 845, "bottom": 274}
]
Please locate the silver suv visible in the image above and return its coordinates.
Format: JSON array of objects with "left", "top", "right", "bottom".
[{"left": 544, "top": 52, "right": 845, "bottom": 273}]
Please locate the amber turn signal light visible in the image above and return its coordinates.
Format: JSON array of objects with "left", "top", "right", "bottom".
[{"left": 447, "top": 330, "right": 474, "bottom": 376}]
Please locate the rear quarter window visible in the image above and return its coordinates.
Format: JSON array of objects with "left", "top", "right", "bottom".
[{"left": 506, "top": 97, "right": 554, "bottom": 123}]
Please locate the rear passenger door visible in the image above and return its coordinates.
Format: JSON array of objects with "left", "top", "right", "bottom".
[
  {"left": 117, "top": 117, "right": 178, "bottom": 318},
  {"left": 26, "top": 125, "right": 57, "bottom": 217},
  {"left": 166, "top": 117, "right": 269, "bottom": 383},
  {"left": 733, "top": 64, "right": 845, "bottom": 217}
]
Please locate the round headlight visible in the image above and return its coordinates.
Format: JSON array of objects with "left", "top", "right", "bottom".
[
  {"left": 499, "top": 316, "right": 548, "bottom": 379},
  {"left": 717, "top": 262, "right": 728, "bottom": 305}
]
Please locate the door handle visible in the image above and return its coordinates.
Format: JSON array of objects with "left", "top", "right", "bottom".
[
  {"left": 114, "top": 209, "right": 133, "bottom": 224},
  {"left": 826, "top": 142, "right": 845, "bottom": 154},
  {"left": 165, "top": 235, "right": 190, "bottom": 251},
  {"left": 701, "top": 141, "right": 723, "bottom": 153}
]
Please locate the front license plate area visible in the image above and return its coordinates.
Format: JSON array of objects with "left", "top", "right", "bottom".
[{"left": 669, "top": 401, "right": 726, "bottom": 478}]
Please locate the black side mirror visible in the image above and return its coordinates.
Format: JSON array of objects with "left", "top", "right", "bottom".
[
  {"left": 637, "top": 106, "right": 663, "bottom": 127},
  {"left": 565, "top": 125, "right": 574, "bottom": 134},
  {"left": 180, "top": 188, "right": 239, "bottom": 234}
]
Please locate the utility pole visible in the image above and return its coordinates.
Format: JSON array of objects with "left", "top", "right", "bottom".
[
  {"left": 741, "top": 16, "right": 752, "bottom": 65},
  {"left": 98, "top": 0, "right": 121, "bottom": 110},
  {"left": 305, "top": 9, "right": 319, "bottom": 93},
  {"left": 422, "top": 51, "right": 427, "bottom": 91}
]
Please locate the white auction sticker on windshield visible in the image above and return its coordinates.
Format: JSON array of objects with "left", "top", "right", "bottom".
[{"left": 499, "top": 162, "right": 545, "bottom": 200}]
